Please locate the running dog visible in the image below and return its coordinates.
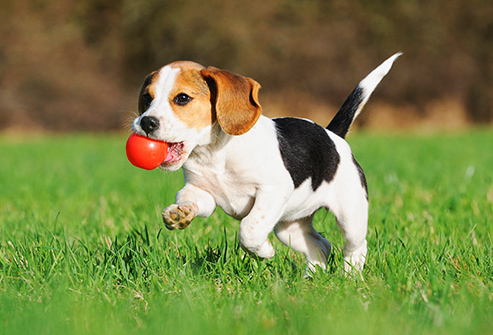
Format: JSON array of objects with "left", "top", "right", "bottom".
[{"left": 131, "top": 53, "right": 400, "bottom": 273}]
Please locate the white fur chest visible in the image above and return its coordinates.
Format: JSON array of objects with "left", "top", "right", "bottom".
[
  {"left": 182, "top": 118, "right": 291, "bottom": 220},
  {"left": 183, "top": 147, "right": 257, "bottom": 220}
]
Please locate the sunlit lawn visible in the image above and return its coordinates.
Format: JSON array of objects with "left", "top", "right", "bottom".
[{"left": 0, "top": 130, "right": 492, "bottom": 334}]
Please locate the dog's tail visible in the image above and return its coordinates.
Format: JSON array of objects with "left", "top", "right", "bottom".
[{"left": 327, "top": 53, "right": 402, "bottom": 138}]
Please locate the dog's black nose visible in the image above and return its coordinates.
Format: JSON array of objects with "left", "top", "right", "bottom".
[{"left": 140, "top": 116, "right": 160, "bottom": 135}]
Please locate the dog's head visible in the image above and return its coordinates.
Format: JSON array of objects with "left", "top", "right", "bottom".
[{"left": 131, "top": 61, "right": 262, "bottom": 171}]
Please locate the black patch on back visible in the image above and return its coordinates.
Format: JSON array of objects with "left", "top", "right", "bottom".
[
  {"left": 352, "top": 154, "right": 368, "bottom": 199},
  {"left": 274, "top": 118, "right": 340, "bottom": 191},
  {"left": 326, "top": 86, "right": 363, "bottom": 138}
]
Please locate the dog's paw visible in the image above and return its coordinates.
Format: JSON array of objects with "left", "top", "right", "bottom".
[
  {"left": 162, "top": 203, "right": 198, "bottom": 230},
  {"left": 240, "top": 240, "right": 275, "bottom": 260}
]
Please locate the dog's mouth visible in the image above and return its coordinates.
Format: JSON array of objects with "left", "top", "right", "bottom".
[{"left": 160, "top": 141, "right": 185, "bottom": 169}]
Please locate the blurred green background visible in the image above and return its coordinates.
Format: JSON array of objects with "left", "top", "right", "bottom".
[{"left": 0, "top": 0, "right": 492, "bottom": 132}]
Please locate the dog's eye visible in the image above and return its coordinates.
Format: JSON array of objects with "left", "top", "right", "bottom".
[
  {"left": 139, "top": 92, "right": 153, "bottom": 115},
  {"left": 143, "top": 93, "right": 152, "bottom": 105},
  {"left": 173, "top": 93, "right": 192, "bottom": 106}
]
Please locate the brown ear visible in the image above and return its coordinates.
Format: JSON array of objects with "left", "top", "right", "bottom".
[{"left": 201, "top": 67, "right": 262, "bottom": 135}]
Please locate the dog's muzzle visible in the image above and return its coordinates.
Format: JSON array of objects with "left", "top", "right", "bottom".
[{"left": 140, "top": 116, "right": 160, "bottom": 135}]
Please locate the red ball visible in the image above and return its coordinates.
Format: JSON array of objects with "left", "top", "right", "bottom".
[{"left": 126, "top": 133, "right": 168, "bottom": 170}]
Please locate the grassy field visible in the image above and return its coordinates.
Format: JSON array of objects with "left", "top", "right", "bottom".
[{"left": 0, "top": 130, "right": 492, "bottom": 334}]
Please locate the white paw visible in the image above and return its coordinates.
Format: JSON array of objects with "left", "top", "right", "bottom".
[
  {"left": 240, "top": 240, "right": 275, "bottom": 260},
  {"left": 162, "top": 203, "right": 198, "bottom": 230},
  {"left": 343, "top": 240, "right": 367, "bottom": 274}
]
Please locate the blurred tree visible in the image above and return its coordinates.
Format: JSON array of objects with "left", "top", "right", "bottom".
[{"left": 0, "top": 0, "right": 492, "bottom": 130}]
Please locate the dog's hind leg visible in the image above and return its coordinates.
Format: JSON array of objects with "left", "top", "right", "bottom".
[
  {"left": 331, "top": 189, "right": 369, "bottom": 274},
  {"left": 274, "top": 215, "right": 332, "bottom": 274}
]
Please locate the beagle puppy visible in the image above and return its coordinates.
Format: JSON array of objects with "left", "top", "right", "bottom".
[{"left": 131, "top": 54, "right": 400, "bottom": 274}]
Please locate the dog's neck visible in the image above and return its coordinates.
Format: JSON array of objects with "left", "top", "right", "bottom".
[
  {"left": 185, "top": 122, "right": 233, "bottom": 168},
  {"left": 209, "top": 122, "right": 233, "bottom": 150}
]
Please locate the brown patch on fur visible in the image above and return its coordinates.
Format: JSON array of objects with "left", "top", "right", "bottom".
[
  {"left": 201, "top": 67, "right": 262, "bottom": 136},
  {"left": 168, "top": 61, "right": 216, "bottom": 129}
]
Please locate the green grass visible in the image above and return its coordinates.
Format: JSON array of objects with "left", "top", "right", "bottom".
[{"left": 0, "top": 130, "right": 492, "bottom": 334}]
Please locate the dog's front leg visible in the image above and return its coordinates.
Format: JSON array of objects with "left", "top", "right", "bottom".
[
  {"left": 238, "top": 189, "right": 288, "bottom": 259},
  {"left": 163, "top": 184, "right": 216, "bottom": 230}
]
